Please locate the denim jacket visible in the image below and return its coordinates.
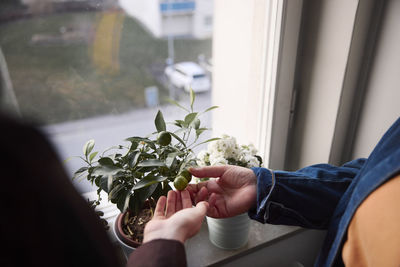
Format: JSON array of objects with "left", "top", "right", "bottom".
[{"left": 248, "top": 117, "right": 400, "bottom": 267}]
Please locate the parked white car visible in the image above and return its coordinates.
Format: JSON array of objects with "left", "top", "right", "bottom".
[{"left": 164, "top": 61, "right": 211, "bottom": 93}]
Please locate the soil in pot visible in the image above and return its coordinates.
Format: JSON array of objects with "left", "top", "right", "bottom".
[
  {"left": 115, "top": 199, "right": 157, "bottom": 248},
  {"left": 121, "top": 208, "right": 153, "bottom": 245}
]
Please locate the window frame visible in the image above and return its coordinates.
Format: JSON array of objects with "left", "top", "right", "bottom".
[{"left": 211, "top": 0, "right": 303, "bottom": 169}]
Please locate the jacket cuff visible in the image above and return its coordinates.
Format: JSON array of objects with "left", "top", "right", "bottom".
[
  {"left": 248, "top": 167, "right": 275, "bottom": 223},
  {"left": 127, "top": 239, "right": 187, "bottom": 267}
]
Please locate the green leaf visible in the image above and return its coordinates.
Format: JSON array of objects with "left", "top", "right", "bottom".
[
  {"left": 255, "top": 155, "right": 263, "bottom": 166},
  {"left": 161, "top": 182, "right": 173, "bottom": 197},
  {"left": 89, "top": 151, "right": 98, "bottom": 163},
  {"left": 184, "top": 112, "right": 198, "bottom": 126},
  {"left": 108, "top": 184, "right": 124, "bottom": 202},
  {"left": 98, "top": 157, "right": 114, "bottom": 166},
  {"left": 138, "top": 183, "right": 158, "bottom": 202},
  {"left": 122, "top": 189, "right": 132, "bottom": 213},
  {"left": 191, "top": 118, "right": 200, "bottom": 129},
  {"left": 155, "top": 110, "right": 166, "bottom": 132},
  {"left": 127, "top": 151, "right": 140, "bottom": 168},
  {"left": 72, "top": 167, "right": 88, "bottom": 180},
  {"left": 125, "top": 136, "right": 150, "bottom": 143},
  {"left": 169, "top": 132, "right": 187, "bottom": 148},
  {"left": 190, "top": 88, "right": 195, "bottom": 111},
  {"left": 202, "top": 105, "right": 219, "bottom": 114},
  {"left": 165, "top": 152, "right": 179, "bottom": 168},
  {"left": 114, "top": 188, "right": 128, "bottom": 212},
  {"left": 125, "top": 137, "right": 156, "bottom": 150},
  {"left": 83, "top": 139, "right": 95, "bottom": 157},
  {"left": 195, "top": 128, "right": 208, "bottom": 139},
  {"left": 151, "top": 183, "right": 163, "bottom": 201},
  {"left": 99, "top": 175, "right": 109, "bottom": 192},
  {"left": 166, "top": 98, "right": 190, "bottom": 113},
  {"left": 93, "top": 165, "right": 123, "bottom": 177},
  {"left": 129, "top": 142, "right": 139, "bottom": 151},
  {"left": 174, "top": 120, "right": 185, "bottom": 128},
  {"left": 74, "top": 166, "right": 88, "bottom": 174},
  {"left": 139, "top": 152, "right": 157, "bottom": 160},
  {"left": 107, "top": 174, "right": 114, "bottom": 192},
  {"left": 132, "top": 175, "right": 168, "bottom": 190},
  {"left": 137, "top": 159, "right": 166, "bottom": 167},
  {"left": 74, "top": 172, "right": 88, "bottom": 182}
]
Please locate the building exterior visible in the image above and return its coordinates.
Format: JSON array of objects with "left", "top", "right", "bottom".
[
  {"left": 119, "top": 0, "right": 213, "bottom": 39},
  {"left": 20, "top": 0, "right": 118, "bottom": 12}
]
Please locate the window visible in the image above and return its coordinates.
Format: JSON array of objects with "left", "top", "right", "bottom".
[
  {"left": 0, "top": 0, "right": 214, "bottom": 193},
  {"left": 211, "top": 0, "right": 302, "bottom": 170}
]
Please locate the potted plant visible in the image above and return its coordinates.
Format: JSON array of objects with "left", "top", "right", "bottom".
[
  {"left": 196, "top": 135, "right": 263, "bottom": 250},
  {"left": 72, "top": 90, "right": 218, "bottom": 255}
]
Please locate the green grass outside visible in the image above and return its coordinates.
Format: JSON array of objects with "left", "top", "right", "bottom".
[{"left": 0, "top": 11, "right": 212, "bottom": 125}]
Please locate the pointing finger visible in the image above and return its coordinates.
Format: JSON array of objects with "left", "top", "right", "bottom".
[{"left": 189, "top": 166, "right": 228, "bottom": 179}]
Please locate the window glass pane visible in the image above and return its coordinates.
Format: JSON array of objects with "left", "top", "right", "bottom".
[{"left": 0, "top": 0, "right": 213, "bottom": 193}]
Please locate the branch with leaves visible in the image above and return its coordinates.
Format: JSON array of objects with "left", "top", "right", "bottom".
[{"left": 72, "top": 89, "right": 219, "bottom": 215}]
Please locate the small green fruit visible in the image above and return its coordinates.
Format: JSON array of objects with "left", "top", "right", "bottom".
[
  {"left": 157, "top": 131, "right": 171, "bottom": 146},
  {"left": 174, "top": 175, "right": 188, "bottom": 191},
  {"left": 179, "top": 169, "right": 192, "bottom": 183}
]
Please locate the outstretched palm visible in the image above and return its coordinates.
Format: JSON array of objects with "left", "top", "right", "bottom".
[{"left": 143, "top": 190, "right": 208, "bottom": 244}]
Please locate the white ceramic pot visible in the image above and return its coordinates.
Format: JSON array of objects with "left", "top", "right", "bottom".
[{"left": 206, "top": 213, "right": 250, "bottom": 250}]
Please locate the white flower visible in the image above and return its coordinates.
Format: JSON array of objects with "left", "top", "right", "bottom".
[
  {"left": 196, "top": 134, "right": 262, "bottom": 169},
  {"left": 247, "top": 156, "right": 261, "bottom": 168},
  {"left": 196, "top": 150, "right": 210, "bottom": 166},
  {"left": 208, "top": 135, "right": 240, "bottom": 160},
  {"left": 209, "top": 154, "right": 229, "bottom": 166},
  {"left": 240, "top": 143, "right": 258, "bottom": 155}
]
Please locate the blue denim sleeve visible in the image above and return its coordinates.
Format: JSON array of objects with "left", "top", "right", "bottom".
[{"left": 248, "top": 158, "right": 366, "bottom": 229}]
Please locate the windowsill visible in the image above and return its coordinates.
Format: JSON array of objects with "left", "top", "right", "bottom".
[
  {"left": 185, "top": 220, "right": 301, "bottom": 266},
  {"left": 84, "top": 190, "right": 325, "bottom": 266}
]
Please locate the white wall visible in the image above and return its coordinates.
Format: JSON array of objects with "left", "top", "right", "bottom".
[
  {"left": 213, "top": 0, "right": 400, "bottom": 170},
  {"left": 211, "top": 0, "right": 258, "bottom": 145},
  {"left": 352, "top": 0, "right": 400, "bottom": 158},
  {"left": 212, "top": 0, "right": 301, "bottom": 169}
]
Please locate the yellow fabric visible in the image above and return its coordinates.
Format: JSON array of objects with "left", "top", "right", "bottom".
[
  {"left": 92, "top": 12, "right": 124, "bottom": 74},
  {"left": 342, "top": 174, "right": 400, "bottom": 266}
]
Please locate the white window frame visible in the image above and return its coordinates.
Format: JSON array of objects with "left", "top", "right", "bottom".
[{"left": 211, "top": 0, "right": 303, "bottom": 169}]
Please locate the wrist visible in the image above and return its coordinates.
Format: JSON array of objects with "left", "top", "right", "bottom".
[{"left": 143, "top": 226, "right": 185, "bottom": 244}]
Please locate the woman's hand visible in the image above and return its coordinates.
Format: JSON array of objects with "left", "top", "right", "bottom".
[
  {"left": 187, "top": 165, "right": 257, "bottom": 218},
  {"left": 143, "top": 190, "right": 209, "bottom": 244}
]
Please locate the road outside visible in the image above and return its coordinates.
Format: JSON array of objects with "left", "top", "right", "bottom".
[{"left": 43, "top": 91, "right": 213, "bottom": 193}]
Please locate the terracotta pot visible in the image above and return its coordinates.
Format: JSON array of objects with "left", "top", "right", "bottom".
[
  {"left": 113, "top": 200, "right": 154, "bottom": 257},
  {"left": 113, "top": 212, "right": 137, "bottom": 258},
  {"left": 115, "top": 212, "right": 141, "bottom": 246}
]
